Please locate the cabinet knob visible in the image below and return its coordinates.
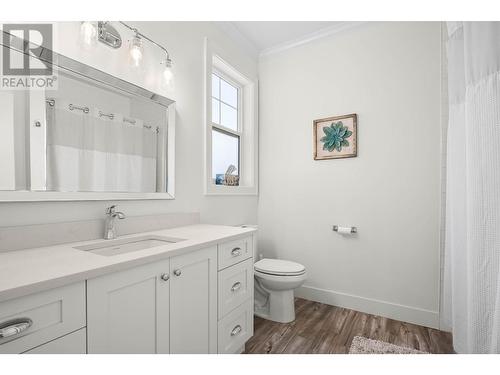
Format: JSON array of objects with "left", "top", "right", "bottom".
[
  {"left": 0, "top": 318, "right": 33, "bottom": 338},
  {"left": 161, "top": 273, "right": 170, "bottom": 281},
  {"left": 231, "top": 247, "right": 242, "bottom": 257},
  {"left": 231, "top": 282, "right": 242, "bottom": 292},
  {"left": 173, "top": 269, "right": 182, "bottom": 277},
  {"left": 230, "top": 325, "right": 242, "bottom": 337}
]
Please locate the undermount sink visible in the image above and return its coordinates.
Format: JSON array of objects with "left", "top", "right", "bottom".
[{"left": 74, "top": 235, "right": 186, "bottom": 257}]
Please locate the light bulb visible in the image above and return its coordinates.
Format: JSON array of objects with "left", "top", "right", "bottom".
[
  {"left": 129, "top": 35, "right": 143, "bottom": 67},
  {"left": 80, "top": 21, "right": 97, "bottom": 47},
  {"left": 163, "top": 59, "right": 173, "bottom": 86}
]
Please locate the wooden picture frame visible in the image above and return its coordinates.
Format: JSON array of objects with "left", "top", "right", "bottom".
[{"left": 313, "top": 113, "right": 357, "bottom": 160}]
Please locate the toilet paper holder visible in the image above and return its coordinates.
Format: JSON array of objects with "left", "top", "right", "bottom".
[{"left": 332, "top": 225, "right": 357, "bottom": 234}]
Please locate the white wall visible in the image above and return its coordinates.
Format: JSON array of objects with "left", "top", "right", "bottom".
[
  {"left": 258, "top": 22, "right": 442, "bottom": 327},
  {"left": 0, "top": 22, "right": 258, "bottom": 227}
]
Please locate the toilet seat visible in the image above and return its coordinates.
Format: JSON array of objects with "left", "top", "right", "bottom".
[{"left": 254, "top": 258, "right": 306, "bottom": 276}]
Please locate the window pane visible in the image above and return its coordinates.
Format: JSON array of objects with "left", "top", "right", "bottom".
[
  {"left": 212, "top": 129, "right": 239, "bottom": 181},
  {"left": 212, "top": 98, "right": 220, "bottom": 124},
  {"left": 220, "top": 102, "right": 238, "bottom": 131},
  {"left": 212, "top": 74, "right": 220, "bottom": 99},
  {"left": 220, "top": 78, "right": 238, "bottom": 108}
]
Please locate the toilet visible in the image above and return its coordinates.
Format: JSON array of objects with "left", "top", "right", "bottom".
[{"left": 254, "top": 258, "right": 307, "bottom": 323}]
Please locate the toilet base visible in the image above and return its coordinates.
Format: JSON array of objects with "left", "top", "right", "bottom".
[{"left": 254, "top": 289, "right": 296, "bottom": 323}]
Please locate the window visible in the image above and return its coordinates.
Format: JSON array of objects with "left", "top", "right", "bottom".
[
  {"left": 204, "top": 40, "right": 258, "bottom": 195},
  {"left": 211, "top": 73, "right": 241, "bottom": 181}
]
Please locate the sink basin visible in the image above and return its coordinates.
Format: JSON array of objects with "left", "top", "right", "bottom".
[{"left": 74, "top": 235, "right": 185, "bottom": 256}]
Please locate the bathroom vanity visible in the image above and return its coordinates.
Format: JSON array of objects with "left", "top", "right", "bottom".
[
  {"left": 0, "top": 30, "right": 256, "bottom": 354},
  {"left": 0, "top": 224, "right": 256, "bottom": 354}
]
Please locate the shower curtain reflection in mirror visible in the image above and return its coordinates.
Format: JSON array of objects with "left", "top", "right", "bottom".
[
  {"left": 46, "top": 100, "right": 159, "bottom": 193},
  {"left": 0, "top": 43, "right": 173, "bottom": 200}
]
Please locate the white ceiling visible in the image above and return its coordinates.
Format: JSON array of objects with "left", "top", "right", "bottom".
[{"left": 215, "top": 21, "right": 354, "bottom": 57}]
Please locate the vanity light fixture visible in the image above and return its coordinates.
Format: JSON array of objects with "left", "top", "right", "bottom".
[
  {"left": 129, "top": 33, "right": 143, "bottom": 67},
  {"left": 80, "top": 21, "right": 97, "bottom": 47},
  {"left": 97, "top": 21, "right": 122, "bottom": 48},
  {"left": 81, "top": 21, "right": 174, "bottom": 86},
  {"left": 119, "top": 22, "right": 174, "bottom": 86},
  {"left": 162, "top": 54, "right": 174, "bottom": 85}
]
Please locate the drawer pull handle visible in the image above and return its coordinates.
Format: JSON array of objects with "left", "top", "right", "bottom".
[
  {"left": 231, "top": 282, "right": 242, "bottom": 292},
  {"left": 0, "top": 318, "right": 33, "bottom": 339},
  {"left": 161, "top": 273, "right": 170, "bottom": 281},
  {"left": 231, "top": 248, "right": 242, "bottom": 257},
  {"left": 230, "top": 325, "right": 242, "bottom": 337},
  {"left": 173, "top": 269, "right": 182, "bottom": 277}
]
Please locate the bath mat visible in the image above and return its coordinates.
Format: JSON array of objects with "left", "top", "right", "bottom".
[{"left": 349, "top": 336, "right": 428, "bottom": 354}]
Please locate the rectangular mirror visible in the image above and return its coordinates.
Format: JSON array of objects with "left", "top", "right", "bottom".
[{"left": 0, "top": 33, "right": 175, "bottom": 202}]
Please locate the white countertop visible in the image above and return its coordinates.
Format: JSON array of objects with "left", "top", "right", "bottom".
[{"left": 0, "top": 224, "right": 256, "bottom": 303}]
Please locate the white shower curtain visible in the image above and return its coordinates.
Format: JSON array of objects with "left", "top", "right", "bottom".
[
  {"left": 443, "top": 22, "right": 500, "bottom": 353},
  {"left": 46, "top": 102, "right": 157, "bottom": 193}
]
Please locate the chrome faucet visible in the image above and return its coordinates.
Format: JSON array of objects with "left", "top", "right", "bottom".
[{"left": 104, "top": 205, "right": 126, "bottom": 240}]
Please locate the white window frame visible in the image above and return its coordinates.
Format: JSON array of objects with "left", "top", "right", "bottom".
[
  {"left": 204, "top": 38, "right": 258, "bottom": 196},
  {"left": 211, "top": 70, "right": 242, "bottom": 179}
]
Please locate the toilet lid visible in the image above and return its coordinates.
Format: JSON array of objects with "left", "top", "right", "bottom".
[{"left": 254, "top": 258, "right": 305, "bottom": 276}]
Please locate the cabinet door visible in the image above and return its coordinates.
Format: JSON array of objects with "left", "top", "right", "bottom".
[
  {"left": 170, "top": 246, "right": 217, "bottom": 353},
  {"left": 87, "top": 259, "right": 170, "bottom": 354}
]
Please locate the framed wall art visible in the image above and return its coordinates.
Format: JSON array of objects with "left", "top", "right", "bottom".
[{"left": 313, "top": 114, "right": 357, "bottom": 160}]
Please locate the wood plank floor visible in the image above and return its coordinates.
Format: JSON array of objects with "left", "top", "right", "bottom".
[{"left": 244, "top": 298, "right": 453, "bottom": 354}]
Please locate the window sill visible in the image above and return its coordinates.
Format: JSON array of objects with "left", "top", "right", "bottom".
[{"left": 204, "top": 184, "right": 258, "bottom": 196}]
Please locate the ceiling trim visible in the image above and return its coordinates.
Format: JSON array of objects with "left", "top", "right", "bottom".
[
  {"left": 213, "top": 22, "right": 260, "bottom": 60},
  {"left": 259, "top": 21, "right": 366, "bottom": 58}
]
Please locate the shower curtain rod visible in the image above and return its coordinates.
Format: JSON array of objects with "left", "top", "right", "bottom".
[{"left": 45, "top": 98, "right": 160, "bottom": 133}]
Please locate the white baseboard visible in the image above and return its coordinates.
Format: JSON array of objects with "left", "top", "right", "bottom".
[{"left": 295, "top": 285, "right": 440, "bottom": 329}]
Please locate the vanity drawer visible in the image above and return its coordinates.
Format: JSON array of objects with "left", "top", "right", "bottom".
[
  {"left": 0, "top": 282, "right": 86, "bottom": 354},
  {"left": 217, "top": 299, "right": 253, "bottom": 354},
  {"left": 23, "top": 328, "right": 87, "bottom": 354},
  {"left": 218, "top": 258, "right": 253, "bottom": 319},
  {"left": 218, "top": 236, "right": 252, "bottom": 270}
]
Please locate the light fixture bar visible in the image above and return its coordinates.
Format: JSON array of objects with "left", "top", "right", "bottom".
[
  {"left": 119, "top": 21, "right": 172, "bottom": 64},
  {"left": 98, "top": 21, "right": 122, "bottom": 48}
]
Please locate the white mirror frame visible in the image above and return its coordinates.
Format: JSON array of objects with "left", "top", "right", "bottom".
[{"left": 0, "top": 32, "right": 176, "bottom": 202}]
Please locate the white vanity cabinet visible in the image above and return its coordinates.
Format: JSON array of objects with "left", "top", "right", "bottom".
[
  {"left": 169, "top": 246, "right": 217, "bottom": 353},
  {"left": 24, "top": 328, "right": 87, "bottom": 354},
  {"left": 0, "top": 229, "right": 256, "bottom": 355},
  {"left": 0, "top": 282, "right": 86, "bottom": 354},
  {"left": 217, "top": 235, "right": 254, "bottom": 353},
  {"left": 86, "top": 246, "right": 218, "bottom": 354},
  {"left": 87, "top": 258, "right": 171, "bottom": 354}
]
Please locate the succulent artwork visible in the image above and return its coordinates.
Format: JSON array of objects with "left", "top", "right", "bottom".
[{"left": 320, "top": 121, "right": 353, "bottom": 152}]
